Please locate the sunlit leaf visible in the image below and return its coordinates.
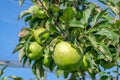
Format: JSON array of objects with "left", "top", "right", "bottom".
[
  {"left": 24, "top": 35, "right": 33, "bottom": 56},
  {"left": 63, "top": 7, "right": 74, "bottom": 24},
  {"left": 92, "top": 9, "right": 108, "bottom": 26},
  {"left": 86, "top": 53, "right": 96, "bottom": 69},
  {"left": 69, "top": 19, "right": 84, "bottom": 28},
  {"left": 97, "top": 54, "right": 105, "bottom": 60},
  {"left": 98, "top": 42, "right": 112, "bottom": 61},
  {"left": 87, "top": 35, "right": 98, "bottom": 48},
  {"left": 99, "top": 72, "right": 108, "bottom": 76},
  {"left": 106, "top": 1, "right": 119, "bottom": 15},
  {"left": 8, "top": 75, "right": 23, "bottom": 80},
  {"left": 18, "top": 6, "right": 34, "bottom": 20},
  {"left": 12, "top": 44, "right": 23, "bottom": 54},
  {"left": 18, "top": 48, "right": 25, "bottom": 62},
  {"left": 99, "top": 0, "right": 119, "bottom": 15},
  {"left": 80, "top": 3, "right": 95, "bottom": 25},
  {"left": 96, "top": 28, "right": 119, "bottom": 45}
]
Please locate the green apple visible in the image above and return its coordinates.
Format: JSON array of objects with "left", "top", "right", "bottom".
[
  {"left": 53, "top": 41, "right": 82, "bottom": 72},
  {"left": 33, "top": 28, "right": 50, "bottom": 45},
  {"left": 27, "top": 42, "right": 43, "bottom": 60},
  {"left": 34, "top": 5, "right": 47, "bottom": 18}
]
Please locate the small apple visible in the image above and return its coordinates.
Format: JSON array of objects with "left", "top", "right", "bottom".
[
  {"left": 27, "top": 42, "right": 43, "bottom": 60},
  {"left": 34, "top": 5, "right": 47, "bottom": 18},
  {"left": 33, "top": 28, "right": 50, "bottom": 45}
]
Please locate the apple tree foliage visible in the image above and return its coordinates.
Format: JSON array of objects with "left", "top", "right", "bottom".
[{"left": 13, "top": 0, "right": 120, "bottom": 79}]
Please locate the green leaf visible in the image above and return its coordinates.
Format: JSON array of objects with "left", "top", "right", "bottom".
[
  {"left": 98, "top": 42, "right": 112, "bottom": 61},
  {"left": 24, "top": 35, "right": 33, "bottom": 56},
  {"left": 63, "top": 7, "right": 74, "bottom": 24},
  {"left": 87, "top": 35, "right": 98, "bottom": 48},
  {"left": 94, "top": 20, "right": 110, "bottom": 29},
  {"left": 92, "top": 9, "right": 108, "bottom": 26},
  {"left": 1, "top": 77, "right": 7, "bottom": 80},
  {"left": 69, "top": 19, "right": 84, "bottom": 28},
  {"left": 115, "top": 20, "right": 120, "bottom": 28},
  {"left": 100, "top": 60, "right": 115, "bottom": 69},
  {"left": 99, "top": 0, "right": 119, "bottom": 15},
  {"left": 28, "top": 59, "right": 32, "bottom": 67},
  {"left": 63, "top": 72, "right": 69, "bottom": 79},
  {"left": 86, "top": 53, "right": 96, "bottom": 69},
  {"left": 98, "top": 0, "right": 106, "bottom": 4},
  {"left": 32, "top": 61, "right": 45, "bottom": 80},
  {"left": 30, "top": 18, "right": 41, "bottom": 29},
  {"left": 106, "top": 1, "right": 119, "bottom": 15},
  {"left": 18, "top": 48, "right": 25, "bottom": 62},
  {"left": 99, "top": 72, "right": 108, "bottom": 76},
  {"left": 88, "top": 20, "right": 110, "bottom": 33},
  {"left": 88, "top": 69, "right": 98, "bottom": 80},
  {"left": 8, "top": 75, "right": 23, "bottom": 80},
  {"left": 22, "top": 56, "right": 28, "bottom": 67},
  {"left": 18, "top": 6, "right": 34, "bottom": 20},
  {"left": 100, "top": 76, "right": 109, "bottom": 80},
  {"left": 96, "top": 28, "right": 119, "bottom": 45},
  {"left": 19, "top": 0, "right": 24, "bottom": 6},
  {"left": 12, "top": 44, "right": 23, "bottom": 54},
  {"left": 25, "top": 16, "right": 32, "bottom": 23},
  {"left": 97, "top": 54, "right": 105, "bottom": 60},
  {"left": 51, "top": 4, "right": 60, "bottom": 12},
  {"left": 80, "top": 3, "right": 95, "bottom": 25},
  {"left": 56, "top": 68, "right": 64, "bottom": 78},
  {"left": 0, "top": 66, "right": 7, "bottom": 77}
]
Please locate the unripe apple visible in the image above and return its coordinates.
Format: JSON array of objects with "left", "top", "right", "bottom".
[
  {"left": 33, "top": 28, "right": 50, "bottom": 45},
  {"left": 27, "top": 42, "right": 43, "bottom": 60}
]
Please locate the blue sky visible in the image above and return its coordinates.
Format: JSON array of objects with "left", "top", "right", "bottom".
[{"left": 0, "top": 0, "right": 109, "bottom": 80}]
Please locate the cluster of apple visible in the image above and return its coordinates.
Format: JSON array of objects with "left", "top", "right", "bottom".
[
  {"left": 17, "top": 4, "right": 89, "bottom": 72},
  {"left": 23, "top": 27, "right": 89, "bottom": 72}
]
